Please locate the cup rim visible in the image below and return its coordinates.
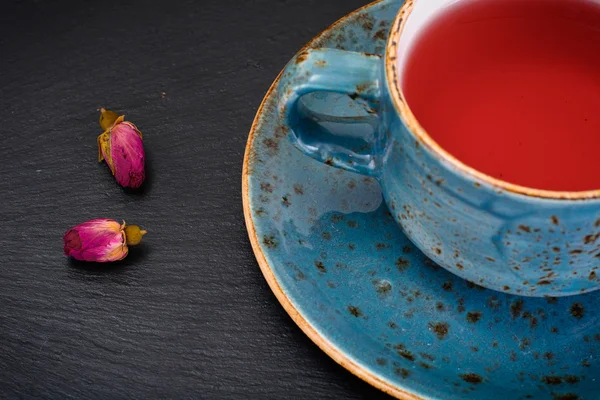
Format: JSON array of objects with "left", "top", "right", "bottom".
[{"left": 385, "top": 0, "right": 600, "bottom": 201}]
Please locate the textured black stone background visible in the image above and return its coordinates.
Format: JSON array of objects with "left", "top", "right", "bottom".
[{"left": 0, "top": 0, "right": 393, "bottom": 398}]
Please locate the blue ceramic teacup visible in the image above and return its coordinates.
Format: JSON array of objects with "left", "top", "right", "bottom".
[{"left": 277, "top": 0, "right": 600, "bottom": 297}]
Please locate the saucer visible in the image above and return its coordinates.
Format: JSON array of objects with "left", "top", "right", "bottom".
[{"left": 242, "top": 1, "right": 599, "bottom": 398}]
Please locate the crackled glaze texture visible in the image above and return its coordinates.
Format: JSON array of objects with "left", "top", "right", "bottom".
[
  {"left": 244, "top": 1, "right": 600, "bottom": 399},
  {"left": 277, "top": 0, "right": 600, "bottom": 297}
]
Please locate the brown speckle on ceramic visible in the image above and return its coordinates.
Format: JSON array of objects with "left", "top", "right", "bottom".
[
  {"left": 374, "top": 279, "right": 392, "bottom": 295},
  {"left": 511, "top": 300, "right": 524, "bottom": 319},
  {"left": 373, "top": 28, "right": 387, "bottom": 40},
  {"left": 551, "top": 393, "right": 580, "bottom": 400},
  {"left": 518, "top": 225, "right": 531, "bottom": 233},
  {"left": 397, "top": 348, "right": 415, "bottom": 362},
  {"left": 460, "top": 373, "right": 483, "bottom": 384},
  {"left": 570, "top": 303, "right": 585, "bottom": 319},
  {"left": 395, "top": 367, "right": 411, "bottom": 379},
  {"left": 429, "top": 322, "right": 449, "bottom": 340},
  {"left": 348, "top": 305, "right": 363, "bottom": 317},
  {"left": 262, "top": 235, "right": 277, "bottom": 249},
  {"left": 295, "top": 50, "right": 309, "bottom": 64},
  {"left": 466, "top": 311, "right": 482, "bottom": 323},
  {"left": 396, "top": 257, "right": 410, "bottom": 271},
  {"left": 293, "top": 184, "right": 304, "bottom": 195},
  {"left": 314, "top": 260, "right": 327, "bottom": 273}
]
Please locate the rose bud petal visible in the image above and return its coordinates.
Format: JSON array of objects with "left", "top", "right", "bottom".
[
  {"left": 63, "top": 218, "right": 147, "bottom": 262},
  {"left": 97, "top": 108, "right": 146, "bottom": 188}
]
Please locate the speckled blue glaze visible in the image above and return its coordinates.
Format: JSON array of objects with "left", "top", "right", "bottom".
[
  {"left": 244, "top": 1, "right": 600, "bottom": 399},
  {"left": 277, "top": 1, "right": 600, "bottom": 297}
]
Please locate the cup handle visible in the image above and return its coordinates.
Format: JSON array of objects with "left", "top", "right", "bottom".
[{"left": 279, "top": 48, "right": 383, "bottom": 176}]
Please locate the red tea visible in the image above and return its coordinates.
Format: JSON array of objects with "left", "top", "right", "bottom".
[{"left": 402, "top": 0, "right": 600, "bottom": 192}]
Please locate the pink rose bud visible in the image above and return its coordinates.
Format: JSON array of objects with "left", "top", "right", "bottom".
[
  {"left": 63, "top": 218, "right": 147, "bottom": 262},
  {"left": 97, "top": 108, "right": 146, "bottom": 188}
]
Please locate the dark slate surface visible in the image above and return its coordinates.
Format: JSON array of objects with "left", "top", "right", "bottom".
[{"left": 0, "top": 0, "right": 393, "bottom": 398}]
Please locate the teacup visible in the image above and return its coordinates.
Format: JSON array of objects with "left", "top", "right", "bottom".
[{"left": 277, "top": 0, "right": 600, "bottom": 297}]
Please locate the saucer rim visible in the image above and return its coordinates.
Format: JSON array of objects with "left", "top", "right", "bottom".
[{"left": 242, "top": 1, "right": 422, "bottom": 399}]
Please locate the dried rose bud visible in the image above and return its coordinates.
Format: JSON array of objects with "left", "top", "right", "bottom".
[
  {"left": 97, "top": 108, "right": 146, "bottom": 188},
  {"left": 63, "top": 218, "right": 147, "bottom": 262}
]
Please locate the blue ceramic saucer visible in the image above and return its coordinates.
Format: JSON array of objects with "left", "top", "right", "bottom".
[{"left": 242, "top": 1, "right": 599, "bottom": 398}]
